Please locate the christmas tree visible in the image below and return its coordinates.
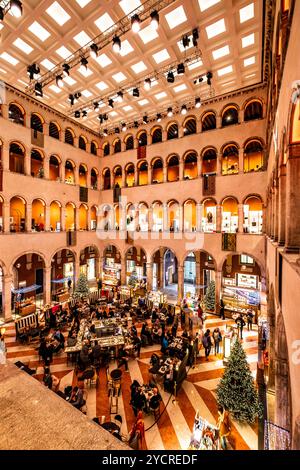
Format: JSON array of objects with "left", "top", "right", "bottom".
[
  {"left": 204, "top": 280, "right": 215, "bottom": 311},
  {"left": 73, "top": 273, "right": 90, "bottom": 299},
  {"left": 216, "top": 338, "right": 263, "bottom": 424},
  {"left": 128, "top": 267, "right": 138, "bottom": 288}
]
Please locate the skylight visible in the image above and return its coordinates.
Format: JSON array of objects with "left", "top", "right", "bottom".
[
  {"left": 73, "top": 31, "right": 91, "bottom": 47},
  {"left": 78, "top": 67, "right": 93, "bottom": 77},
  {"left": 155, "top": 91, "right": 167, "bottom": 100},
  {"left": 13, "top": 38, "right": 33, "bottom": 55},
  {"left": 119, "top": 40, "right": 134, "bottom": 57},
  {"left": 123, "top": 105, "right": 133, "bottom": 112},
  {"left": 198, "top": 0, "right": 220, "bottom": 11},
  {"left": 0, "top": 24, "right": 4, "bottom": 31},
  {"left": 94, "top": 13, "right": 114, "bottom": 32},
  {"left": 49, "top": 84, "right": 62, "bottom": 93},
  {"left": 173, "top": 83, "right": 187, "bottom": 93},
  {"left": 81, "top": 89, "right": 93, "bottom": 98},
  {"left": 119, "top": 0, "right": 142, "bottom": 16},
  {"left": 46, "top": 2, "right": 71, "bottom": 27},
  {"left": 242, "top": 33, "right": 255, "bottom": 48},
  {"left": 188, "top": 60, "right": 203, "bottom": 70},
  {"left": 212, "top": 45, "right": 230, "bottom": 60},
  {"left": 96, "top": 81, "right": 109, "bottom": 91},
  {"left": 0, "top": 67, "right": 7, "bottom": 73},
  {"left": 206, "top": 18, "right": 226, "bottom": 39},
  {"left": 75, "top": 0, "right": 91, "bottom": 7},
  {"left": 112, "top": 72, "right": 127, "bottom": 83},
  {"left": 95, "top": 53, "right": 112, "bottom": 68},
  {"left": 56, "top": 46, "right": 72, "bottom": 59},
  {"left": 239, "top": 3, "right": 254, "bottom": 23},
  {"left": 28, "top": 22, "right": 51, "bottom": 42},
  {"left": 63, "top": 76, "right": 77, "bottom": 86},
  {"left": 138, "top": 99, "right": 149, "bottom": 106},
  {"left": 165, "top": 6, "right": 187, "bottom": 29},
  {"left": 217, "top": 65, "right": 233, "bottom": 76},
  {"left": 41, "top": 59, "right": 55, "bottom": 70},
  {"left": 244, "top": 56, "right": 255, "bottom": 67},
  {"left": 110, "top": 111, "right": 118, "bottom": 117},
  {"left": 138, "top": 24, "right": 159, "bottom": 44},
  {"left": 131, "top": 61, "right": 147, "bottom": 74},
  {"left": 0, "top": 52, "right": 19, "bottom": 66},
  {"left": 152, "top": 49, "right": 170, "bottom": 64}
]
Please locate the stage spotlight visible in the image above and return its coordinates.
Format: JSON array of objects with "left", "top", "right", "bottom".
[
  {"left": 112, "top": 36, "right": 121, "bottom": 53},
  {"left": 150, "top": 10, "right": 159, "bottom": 30},
  {"left": 90, "top": 43, "right": 99, "bottom": 59},
  {"left": 167, "top": 71, "right": 175, "bottom": 83},
  {"left": 131, "top": 14, "right": 141, "bottom": 33}
]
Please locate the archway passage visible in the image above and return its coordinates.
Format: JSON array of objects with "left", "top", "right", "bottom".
[
  {"left": 51, "top": 249, "right": 75, "bottom": 302},
  {"left": 183, "top": 251, "right": 216, "bottom": 300},
  {"left": 152, "top": 248, "right": 178, "bottom": 299},
  {"left": 79, "top": 246, "right": 99, "bottom": 284},
  {"left": 125, "top": 247, "right": 147, "bottom": 286},
  {"left": 102, "top": 245, "right": 121, "bottom": 288},
  {"left": 12, "top": 253, "right": 45, "bottom": 315}
]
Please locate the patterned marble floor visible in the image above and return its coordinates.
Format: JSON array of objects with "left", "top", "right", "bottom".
[{"left": 3, "top": 315, "right": 258, "bottom": 450}]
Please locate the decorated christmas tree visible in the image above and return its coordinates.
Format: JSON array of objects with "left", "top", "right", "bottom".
[
  {"left": 73, "top": 273, "right": 90, "bottom": 299},
  {"left": 128, "top": 267, "right": 138, "bottom": 288},
  {"left": 204, "top": 280, "right": 215, "bottom": 311},
  {"left": 216, "top": 338, "right": 263, "bottom": 424}
]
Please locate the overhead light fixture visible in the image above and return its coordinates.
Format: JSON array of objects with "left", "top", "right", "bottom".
[
  {"left": 27, "top": 63, "right": 40, "bottom": 80},
  {"left": 121, "top": 122, "right": 127, "bottom": 132},
  {"left": 157, "top": 113, "right": 162, "bottom": 122},
  {"left": 34, "top": 82, "right": 43, "bottom": 98},
  {"left": 134, "top": 120, "right": 139, "bottom": 128},
  {"left": 108, "top": 98, "right": 114, "bottom": 108},
  {"left": 143, "top": 115, "right": 148, "bottom": 124},
  {"left": 90, "top": 43, "right": 99, "bottom": 59},
  {"left": 131, "top": 14, "right": 141, "bottom": 33},
  {"left": 206, "top": 71, "right": 213, "bottom": 86},
  {"left": 115, "top": 127, "right": 120, "bottom": 134},
  {"left": 69, "top": 94, "right": 75, "bottom": 106},
  {"left": 150, "top": 10, "right": 159, "bottom": 30},
  {"left": 62, "top": 63, "right": 70, "bottom": 77},
  {"left": 82, "top": 110, "right": 88, "bottom": 119},
  {"left": 194, "top": 76, "right": 204, "bottom": 85},
  {"left": 80, "top": 57, "right": 88, "bottom": 73},
  {"left": 74, "top": 110, "right": 81, "bottom": 119},
  {"left": 167, "top": 71, "right": 175, "bottom": 83},
  {"left": 132, "top": 87, "right": 139, "bottom": 97},
  {"left": 10, "top": 0, "right": 23, "bottom": 18},
  {"left": 144, "top": 78, "right": 151, "bottom": 91},
  {"left": 74, "top": 92, "right": 81, "bottom": 103},
  {"left": 117, "top": 91, "right": 123, "bottom": 103},
  {"left": 98, "top": 114, "right": 104, "bottom": 124},
  {"left": 167, "top": 107, "right": 173, "bottom": 117},
  {"left": 0, "top": 7, "right": 4, "bottom": 21},
  {"left": 56, "top": 75, "right": 64, "bottom": 88},
  {"left": 112, "top": 35, "right": 121, "bottom": 53},
  {"left": 104, "top": 114, "right": 108, "bottom": 121},
  {"left": 195, "top": 97, "right": 201, "bottom": 108},
  {"left": 177, "top": 63, "right": 185, "bottom": 75},
  {"left": 181, "top": 104, "right": 187, "bottom": 115},
  {"left": 94, "top": 102, "right": 100, "bottom": 111},
  {"left": 192, "top": 28, "right": 199, "bottom": 47},
  {"left": 182, "top": 35, "right": 190, "bottom": 49},
  {"left": 103, "top": 129, "right": 108, "bottom": 137}
]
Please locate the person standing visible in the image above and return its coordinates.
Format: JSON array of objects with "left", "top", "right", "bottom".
[
  {"left": 213, "top": 328, "right": 222, "bottom": 355},
  {"left": 235, "top": 314, "right": 246, "bottom": 339},
  {"left": 0, "top": 332, "right": 7, "bottom": 365},
  {"left": 202, "top": 329, "right": 212, "bottom": 361},
  {"left": 97, "top": 277, "right": 102, "bottom": 295},
  {"left": 220, "top": 298, "right": 225, "bottom": 320},
  {"left": 247, "top": 309, "right": 254, "bottom": 331}
]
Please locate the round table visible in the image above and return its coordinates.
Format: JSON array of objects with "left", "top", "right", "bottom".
[
  {"left": 110, "top": 368, "right": 122, "bottom": 380},
  {"left": 101, "top": 421, "right": 120, "bottom": 433}
]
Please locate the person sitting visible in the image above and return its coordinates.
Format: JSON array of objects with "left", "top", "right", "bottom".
[
  {"left": 67, "top": 330, "right": 77, "bottom": 347},
  {"left": 91, "top": 341, "right": 102, "bottom": 363},
  {"left": 141, "top": 322, "right": 153, "bottom": 346},
  {"left": 79, "top": 344, "right": 91, "bottom": 370},
  {"left": 53, "top": 328, "right": 65, "bottom": 349},
  {"left": 70, "top": 385, "right": 85, "bottom": 410},
  {"left": 161, "top": 334, "right": 169, "bottom": 354},
  {"left": 149, "top": 388, "right": 162, "bottom": 412},
  {"left": 117, "top": 347, "right": 129, "bottom": 371},
  {"left": 151, "top": 309, "right": 158, "bottom": 323},
  {"left": 131, "top": 388, "right": 146, "bottom": 417}
]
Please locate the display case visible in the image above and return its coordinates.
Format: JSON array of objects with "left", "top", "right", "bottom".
[
  {"left": 102, "top": 264, "right": 120, "bottom": 287},
  {"left": 147, "top": 290, "right": 167, "bottom": 307}
]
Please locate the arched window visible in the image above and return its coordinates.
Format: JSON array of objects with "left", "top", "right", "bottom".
[
  {"left": 91, "top": 141, "right": 98, "bottom": 155},
  {"left": 79, "top": 164, "right": 87, "bottom": 187},
  {"left": 222, "top": 106, "right": 239, "bottom": 127},
  {"left": 113, "top": 166, "right": 122, "bottom": 187},
  {"left": 167, "top": 122, "right": 178, "bottom": 140},
  {"left": 32, "top": 199, "right": 46, "bottom": 231},
  {"left": 49, "top": 121, "right": 60, "bottom": 139},
  {"left": 125, "top": 163, "right": 135, "bottom": 187},
  {"left": 79, "top": 204, "right": 88, "bottom": 230},
  {"left": 183, "top": 200, "right": 197, "bottom": 232},
  {"left": 167, "top": 155, "right": 179, "bottom": 182},
  {"left": 137, "top": 161, "right": 148, "bottom": 186},
  {"left": 125, "top": 134, "right": 134, "bottom": 150},
  {"left": 79, "top": 135, "right": 87, "bottom": 151},
  {"left": 65, "top": 128, "right": 74, "bottom": 146},
  {"left": 202, "top": 148, "right": 217, "bottom": 175},
  {"left": 244, "top": 100, "right": 263, "bottom": 121},
  {"left": 103, "top": 169, "right": 111, "bottom": 190},
  {"left": 222, "top": 144, "right": 239, "bottom": 175},
  {"left": 91, "top": 168, "right": 98, "bottom": 189},
  {"left": 152, "top": 127, "right": 162, "bottom": 144},
  {"left": 8, "top": 103, "right": 25, "bottom": 126},
  {"left": 221, "top": 197, "right": 238, "bottom": 233},
  {"left": 152, "top": 158, "right": 163, "bottom": 184},
  {"left": 49, "top": 155, "right": 60, "bottom": 181},
  {"left": 10, "top": 196, "right": 26, "bottom": 232},
  {"left": 113, "top": 138, "right": 122, "bottom": 154},
  {"left": 152, "top": 201, "right": 163, "bottom": 232},
  {"left": 31, "top": 113, "right": 43, "bottom": 133},
  {"left": 202, "top": 199, "right": 216, "bottom": 232},
  {"left": 31, "top": 149, "right": 44, "bottom": 177},
  {"left": 243, "top": 195, "right": 263, "bottom": 234},
  {"left": 183, "top": 152, "right": 198, "bottom": 180},
  {"left": 9, "top": 142, "right": 25, "bottom": 174},
  {"left": 65, "top": 160, "right": 75, "bottom": 184},
  {"left": 65, "top": 202, "right": 75, "bottom": 231},
  {"left": 244, "top": 140, "right": 264, "bottom": 172},
  {"left": 138, "top": 131, "right": 147, "bottom": 147},
  {"left": 183, "top": 117, "right": 197, "bottom": 136},
  {"left": 103, "top": 142, "right": 110, "bottom": 156},
  {"left": 202, "top": 112, "right": 216, "bottom": 132},
  {"left": 50, "top": 201, "right": 61, "bottom": 232}
]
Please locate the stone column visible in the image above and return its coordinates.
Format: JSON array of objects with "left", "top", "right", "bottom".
[
  {"left": 148, "top": 206, "right": 153, "bottom": 232},
  {"left": 215, "top": 270, "right": 222, "bottom": 314},
  {"left": 216, "top": 204, "right": 222, "bottom": 232},
  {"left": 196, "top": 119, "right": 202, "bottom": 134},
  {"left": 278, "top": 164, "right": 286, "bottom": 245},
  {"left": 87, "top": 208, "right": 91, "bottom": 231},
  {"left": 148, "top": 165, "right": 152, "bottom": 185},
  {"left": 238, "top": 108, "right": 243, "bottom": 124},
  {"left": 43, "top": 266, "right": 52, "bottom": 306},
  {"left": 3, "top": 274, "right": 13, "bottom": 322},
  {"left": 45, "top": 205, "right": 50, "bottom": 232},
  {"left": 273, "top": 184, "right": 279, "bottom": 242},
  {"left": 26, "top": 204, "right": 32, "bottom": 232},
  {"left": 74, "top": 260, "right": 80, "bottom": 284},
  {"left": 197, "top": 155, "right": 202, "bottom": 179},
  {"left": 122, "top": 171, "right": 126, "bottom": 189},
  {"left": 163, "top": 203, "right": 168, "bottom": 232},
  {"left": 195, "top": 252, "right": 201, "bottom": 296},
  {"left": 238, "top": 203, "right": 244, "bottom": 233},
  {"left": 61, "top": 206, "right": 66, "bottom": 231},
  {"left": 284, "top": 145, "right": 300, "bottom": 251},
  {"left": 179, "top": 159, "right": 184, "bottom": 181},
  {"left": 24, "top": 148, "right": 31, "bottom": 176},
  {"left": 60, "top": 162, "right": 65, "bottom": 183},
  {"left": 163, "top": 165, "right": 167, "bottom": 183},
  {"left": 3, "top": 202, "right": 10, "bottom": 233},
  {"left": 177, "top": 264, "right": 184, "bottom": 301},
  {"left": 216, "top": 115, "right": 222, "bottom": 129},
  {"left": 146, "top": 262, "right": 153, "bottom": 290},
  {"left": 2, "top": 142, "right": 10, "bottom": 172},
  {"left": 121, "top": 258, "right": 126, "bottom": 285},
  {"left": 239, "top": 150, "right": 244, "bottom": 174},
  {"left": 217, "top": 152, "right": 222, "bottom": 175},
  {"left": 44, "top": 157, "right": 50, "bottom": 180},
  {"left": 196, "top": 203, "right": 202, "bottom": 232}
]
